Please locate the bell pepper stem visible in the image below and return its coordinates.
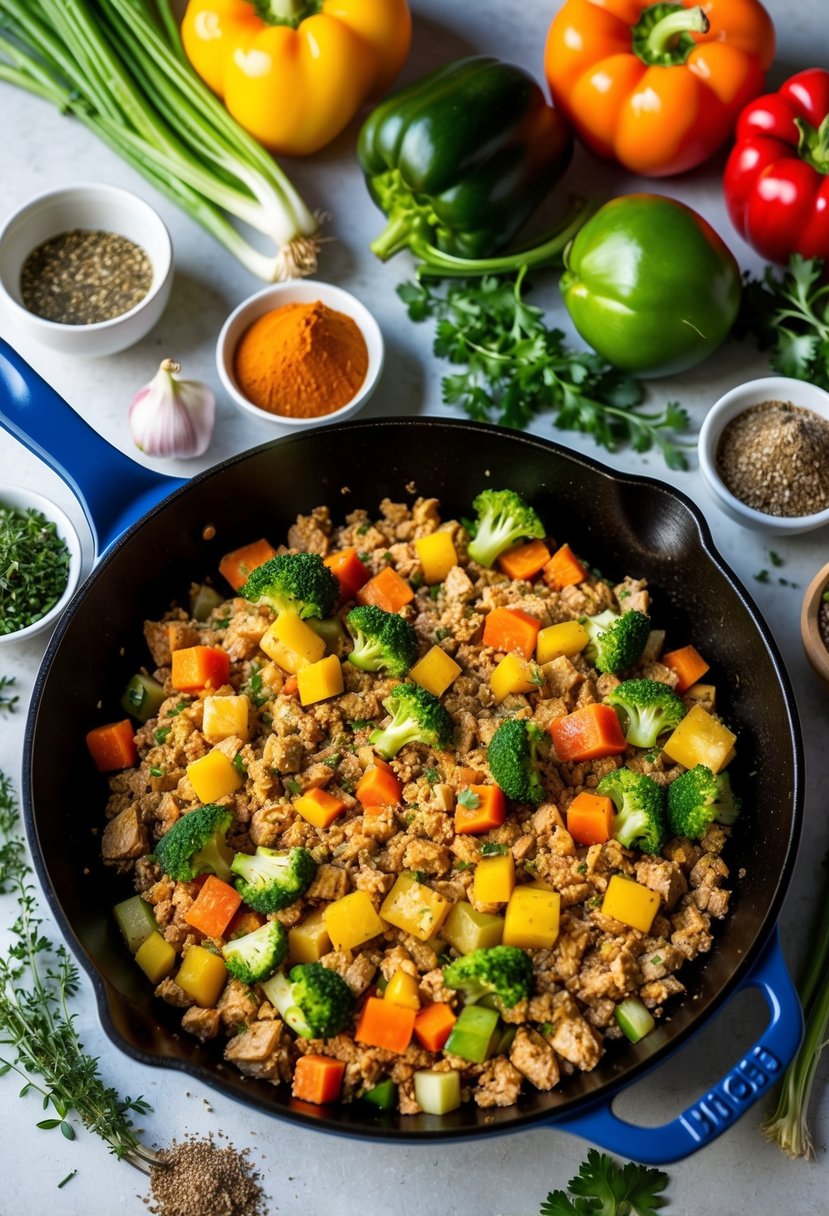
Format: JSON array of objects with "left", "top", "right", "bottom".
[
  {"left": 795, "top": 116, "right": 829, "bottom": 174},
  {"left": 646, "top": 4, "right": 709, "bottom": 56},
  {"left": 262, "top": 0, "right": 315, "bottom": 26},
  {"left": 370, "top": 212, "right": 422, "bottom": 262}
]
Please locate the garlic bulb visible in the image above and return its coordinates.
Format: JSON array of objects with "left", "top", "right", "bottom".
[{"left": 129, "top": 359, "right": 215, "bottom": 459}]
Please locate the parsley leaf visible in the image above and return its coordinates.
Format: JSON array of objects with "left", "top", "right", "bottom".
[
  {"left": 480, "top": 842, "right": 508, "bottom": 856},
  {"left": 398, "top": 270, "right": 692, "bottom": 468},
  {"left": 739, "top": 254, "right": 829, "bottom": 390},
  {"left": 457, "top": 788, "right": 480, "bottom": 810},
  {"left": 540, "top": 1149, "right": 669, "bottom": 1215}
]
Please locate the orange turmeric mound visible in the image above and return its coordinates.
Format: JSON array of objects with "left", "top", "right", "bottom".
[{"left": 233, "top": 300, "right": 369, "bottom": 419}]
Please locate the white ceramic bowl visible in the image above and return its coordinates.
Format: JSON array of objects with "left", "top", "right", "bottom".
[
  {"left": 216, "top": 280, "right": 384, "bottom": 428},
  {"left": 0, "top": 183, "right": 173, "bottom": 357},
  {"left": 0, "top": 485, "right": 82, "bottom": 646},
  {"left": 698, "top": 376, "right": 829, "bottom": 535}
]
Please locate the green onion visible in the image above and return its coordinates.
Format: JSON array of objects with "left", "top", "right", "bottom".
[{"left": 0, "top": 0, "right": 319, "bottom": 280}]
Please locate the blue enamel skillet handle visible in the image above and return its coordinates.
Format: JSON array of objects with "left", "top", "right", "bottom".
[
  {"left": 0, "top": 338, "right": 185, "bottom": 555},
  {"left": 549, "top": 928, "right": 801, "bottom": 1164}
]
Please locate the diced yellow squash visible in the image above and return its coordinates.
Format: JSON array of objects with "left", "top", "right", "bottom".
[
  {"left": 536, "top": 621, "right": 589, "bottom": 664},
  {"left": 175, "top": 945, "right": 227, "bottom": 1007},
  {"left": 473, "top": 853, "right": 515, "bottom": 905},
  {"left": 272, "top": 612, "right": 326, "bottom": 664},
  {"left": 134, "top": 930, "right": 176, "bottom": 984},
  {"left": 324, "top": 890, "right": 385, "bottom": 951},
  {"left": 601, "top": 874, "right": 660, "bottom": 934},
  {"left": 662, "top": 704, "right": 736, "bottom": 773},
  {"left": 442, "top": 901, "right": 504, "bottom": 953},
  {"left": 297, "top": 655, "right": 344, "bottom": 706},
  {"left": 502, "top": 885, "right": 560, "bottom": 949},
  {"left": 259, "top": 626, "right": 310, "bottom": 674},
  {"left": 385, "top": 970, "right": 421, "bottom": 1011},
  {"left": 409, "top": 646, "right": 462, "bottom": 697},
  {"left": 186, "top": 749, "right": 244, "bottom": 803},
  {"left": 380, "top": 873, "right": 450, "bottom": 941},
  {"left": 288, "top": 908, "right": 332, "bottom": 965},
  {"left": 293, "top": 787, "right": 346, "bottom": 829},
  {"left": 415, "top": 532, "right": 458, "bottom": 584},
  {"left": 203, "top": 694, "right": 251, "bottom": 743},
  {"left": 490, "top": 653, "right": 538, "bottom": 704}
]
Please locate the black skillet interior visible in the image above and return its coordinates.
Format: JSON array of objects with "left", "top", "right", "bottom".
[{"left": 25, "top": 418, "right": 802, "bottom": 1140}]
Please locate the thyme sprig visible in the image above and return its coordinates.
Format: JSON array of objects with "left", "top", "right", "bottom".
[{"left": 0, "top": 675, "right": 18, "bottom": 714}]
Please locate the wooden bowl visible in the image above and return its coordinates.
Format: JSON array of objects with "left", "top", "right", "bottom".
[{"left": 801, "top": 561, "right": 829, "bottom": 684}]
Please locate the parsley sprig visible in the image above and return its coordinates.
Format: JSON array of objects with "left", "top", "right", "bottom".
[
  {"left": 740, "top": 255, "right": 829, "bottom": 389},
  {"left": 540, "top": 1149, "right": 668, "bottom": 1215},
  {"left": 0, "top": 675, "right": 18, "bottom": 714},
  {"left": 398, "top": 270, "right": 691, "bottom": 469},
  {"left": 0, "top": 506, "right": 71, "bottom": 635}
]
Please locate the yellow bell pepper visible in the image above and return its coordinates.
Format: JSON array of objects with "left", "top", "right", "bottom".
[
  {"left": 409, "top": 646, "right": 462, "bottom": 698},
  {"left": 502, "top": 885, "right": 560, "bottom": 949},
  {"left": 662, "top": 705, "right": 736, "bottom": 774},
  {"left": 187, "top": 748, "right": 244, "bottom": 803},
  {"left": 175, "top": 945, "right": 228, "bottom": 1007},
  {"left": 385, "top": 970, "right": 420, "bottom": 1011},
  {"left": 490, "top": 653, "right": 538, "bottom": 704},
  {"left": 414, "top": 532, "right": 458, "bottom": 584},
  {"left": 601, "top": 875, "right": 660, "bottom": 934},
  {"left": 380, "top": 873, "right": 450, "bottom": 941},
  {"left": 324, "top": 890, "right": 385, "bottom": 951},
  {"left": 181, "top": 0, "right": 412, "bottom": 156}
]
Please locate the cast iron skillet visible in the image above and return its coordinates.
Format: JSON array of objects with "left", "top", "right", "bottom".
[{"left": 0, "top": 340, "right": 803, "bottom": 1164}]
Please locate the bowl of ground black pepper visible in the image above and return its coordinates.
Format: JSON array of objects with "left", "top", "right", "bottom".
[
  {"left": 801, "top": 562, "right": 829, "bottom": 686},
  {"left": 0, "top": 485, "right": 82, "bottom": 645},
  {"left": 0, "top": 183, "right": 172, "bottom": 356},
  {"left": 698, "top": 376, "right": 829, "bottom": 534}
]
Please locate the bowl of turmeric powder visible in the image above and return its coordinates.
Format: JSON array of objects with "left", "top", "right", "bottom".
[{"left": 216, "top": 280, "right": 384, "bottom": 427}]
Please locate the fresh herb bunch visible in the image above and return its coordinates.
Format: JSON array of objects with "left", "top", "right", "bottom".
[
  {"left": 398, "top": 269, "right": 691, "bottom": 469},
  {"left": 739, "top": 255, "right": 829, "bottom": 390},
  {"left": 0, "top": 506, "right": 70, "bottom": 635},
  {"left": 539, "top": 1149, "right": 669, "bottom": 1215},
  {"left": 0, "top": 675, "right": 18, "bottom": 714},
  {"left": 0, "top": 769, "right": 156, "bottom": 1167}
]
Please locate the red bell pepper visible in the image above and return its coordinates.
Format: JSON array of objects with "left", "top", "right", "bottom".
[{"left": 724, "top": 68, "right": 829, "bottom": 263}]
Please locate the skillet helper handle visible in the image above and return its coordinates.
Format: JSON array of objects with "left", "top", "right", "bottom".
[
  {"left": 550, "top": 928, "right": 802, "bottom": 1164},
  {"left": 0, "top": 339, "right": 185, "bottom": 555}
]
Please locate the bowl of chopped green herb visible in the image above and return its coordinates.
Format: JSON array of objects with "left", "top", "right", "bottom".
[
  {"left": 0, "top": 485, "right": 82, "bottom": 644},
  {"left": 0, "top": 184, "right": 172, "bottom": 357}
]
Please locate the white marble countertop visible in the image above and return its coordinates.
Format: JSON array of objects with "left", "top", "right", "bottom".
[{"left": 2, "top": 1, "right": 828, "bottom": 1212}]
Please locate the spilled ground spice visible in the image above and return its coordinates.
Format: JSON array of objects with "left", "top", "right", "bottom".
[
  {"left": 147, "top": 1137, "right": 266, "bottom": 1216},
  {"left": 20, "top": 228, "right": 153, "bottom": 324},
  {"left": 716, "top": 399, "right": 829, "bottom": 517}
]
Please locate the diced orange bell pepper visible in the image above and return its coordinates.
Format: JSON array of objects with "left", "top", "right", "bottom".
[
  {"left": 662, "top": 645, "right": 710, "bottom": 694},
  {"left": 171, "top": 645, "right": 231, "bottom": 693},
  {"left": 542, "top": 543, "right": 587, "bottom": 589},
  {"left": 454, "top": 785, "right": 506, "bottom": 833},
  {"left": 324, "top": 547, "right": 371, "bottom": 604},
  {"left": 356, "top": 565, "right": 414, "bottom": 613},
  {"left": 218, "top": 538, "right": 277, "bottom": 591},
  {"left": 86, "top": 719, "right": 138, "bottom": 772},
  {"left": 549, "top": 703, "right": 627, "bottom": 762},
  {"left": 497, "top": 539, "right": 551, "bottom": 582},
  {"left": 184, "top": 875, "right": 242, "bottom": 938},
  {"left": 355, "top": 995, "right": 416, "bottom": 1054},
  {"left": 292, "top": 1054, "right": 346, "bottom": 1105},
  {"left": 482, "top": 607, "right": 542, "bottom": 659},
  {"left": 566, "top": 791, "right": 614, "bottom": 845}
]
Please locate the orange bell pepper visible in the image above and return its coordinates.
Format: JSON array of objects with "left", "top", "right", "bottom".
[
  {"left": 544, "top": 0, "right": 775, "bottom": 176},
  {"left": 181, "top": 0, "right": 412, "bottom": 156}
]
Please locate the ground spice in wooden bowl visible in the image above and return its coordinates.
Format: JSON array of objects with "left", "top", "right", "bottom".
[
  {"left": 147, "top": 1137, "right": 266, "bottom": 1216},
  {"left": 716, "top": 399, "right": 829, "bottom": 517},
  {"left": 20, "top": 228, "right": 153, "bottom": 325},
  {"left": 233, "top": 299, "right": 369, "bottom": 418}
]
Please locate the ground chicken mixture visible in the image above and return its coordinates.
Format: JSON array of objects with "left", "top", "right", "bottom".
[{"left": 99, "top": 494, "right": 736, "bottom": 1115}]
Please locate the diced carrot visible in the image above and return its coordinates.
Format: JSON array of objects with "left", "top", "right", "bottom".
[
  {"left": 356, "top": 565, "right": 414, "bottom": 613},
  {"left": 226, "top": 908, "right": 266, "bottom": 939},
  {"left": 454, "top": 784, "right": 506, "bottom": 833},
  {"left": 482, "top": 607, "right": 542, "bottom": 660},
  {"left": 549, "top": 703, "right": 627, "bottom": 763},
  {"left": 662, "top": 645, "right": 710, "bottom": 694},
  {"left": 356, "top": 765, "right": 403, "bottom": 810},
  {"left": 413, "top": 1002, "right": 457, "bottom": 1053},
  {"left": 566, "top": 791, "right": 615, "bottom": 846},
  {"left": 355, "top": 995, "right": 416, "bottom": 1053},
  {"left": 543, "top": 543, "right": 587, "bottom": 590},
  {"left": 218, "top": 539, "right": 277, "bottom": 591},
  {"left": 184, "top": 875, "right": 242, "bottom": 938},
  {"left": 86, "top": 719, "right": 137, "bottom": 772},
  {"left": 283, "top": 675, "right": 299, "bottom": 696},
  {"left": 497, "top": 539, "right": 551, "bottom": 582},
  {"left": 292, "top": 1054, "right": 346, "bottom": 1104},
  {"left": 171, "top": 645, "right": 231, "bottom": 693},
  {"left": 324, "top": 547, "right": 370, "bottom": 604}
]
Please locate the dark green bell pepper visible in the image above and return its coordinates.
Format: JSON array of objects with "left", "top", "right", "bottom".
[
  {"left": 560, "top": 194, "right": 742, "bottom": 378},
  {"left": 357, "top": 56, "right": 572, "bottom": 264}
]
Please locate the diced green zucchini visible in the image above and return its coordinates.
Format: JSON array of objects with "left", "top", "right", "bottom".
[
  {"left": 190, "top": 584, "right": 225, "bottom": 622},
  {"left": 493, "top": 1024, "right": 516, "bottom": 1056},
  {"left": 307, "top": 616, "right": 347, "bottom": 655},
  {"left": 120, "top": 673, "right": 166, "bottom": 723},
  {"left": 414, "top": 1069, "right": 461, "bottom": 1115},
  {"left": 444, "top": 1005, "right": 499, "bottom": 1064},
  {"left": 363, "top": 1078, "right": 397, "bottom": 1111},
  {"left": 114, "top": 895, "right": 158, "bottom": 953},
  {"left": 615, "top": 997, "right": 655, "bottom": 1044},
  {"left": 443, "top": 901, "right": 504, "bottom": 954}
]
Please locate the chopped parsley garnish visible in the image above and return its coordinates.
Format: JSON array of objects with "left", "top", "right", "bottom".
[
  {"left": 457, "top": 788, "right": 480, "bottom": 810},
  {"left": 0, "top": 505, "right": 71, "bottom": 635},
  {"left": 480, "top": 842, "right": 508, "bottom": 856},
  {"left": 154, "top": 726, "right": 171, "bottom": 745},
  {"left": 232, "top": 752, "right": 247, "bottom": 776},
  {"left": 165, "top": 699, "right": 190, "bottom": 717},
  {"left": 424, "top": 767, "right": 440, "bottom": 785},
  {"left": 284, "top": 778, "right": 302, "bottom": 797}
]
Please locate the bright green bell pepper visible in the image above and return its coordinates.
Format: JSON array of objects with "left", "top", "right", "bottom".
[{"left": 560, "top": 194, "right": 742, "bottom": 378}]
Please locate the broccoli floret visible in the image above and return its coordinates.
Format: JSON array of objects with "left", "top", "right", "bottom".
[
  {"left": 153, "top": 803, "right": 234, "bottom": 882},
  {"left": 667, "top": 764, "right": 741, "bottom": 841},
  {"left": 487, "top": 718, "right": 546, "bottom": 804},
  {"left": 222, "top": 920, "right": 287, "bottom": 985},
  {"left": 369, "top": 682, "right": 454, "bottom": 759},
  {"left": 597, "top": 767, "right": 666, "bottom": 855},
  {"left": 265, "top": 963, "right": 355, "bottom": 1038},
  {"left": 443, "top": 945, "right": 533, "bottom": 1009},
  {"left": 240, "top": 553, "right": 339, "bottom": 620},
  {"left": 231, "top": 846, "right": 317, "bottom": 914},
  {"left": 580, "top": 608, "right": 651, "bottom": 675},
  {"left": 605, "top": 678, "right": 687, "bottom": 748},
  {"left": 466, "top": 489, "right": 545, "bottom": 569},
  {"left": 345, "top": 604, "right": 419, "bottom": 677}
]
